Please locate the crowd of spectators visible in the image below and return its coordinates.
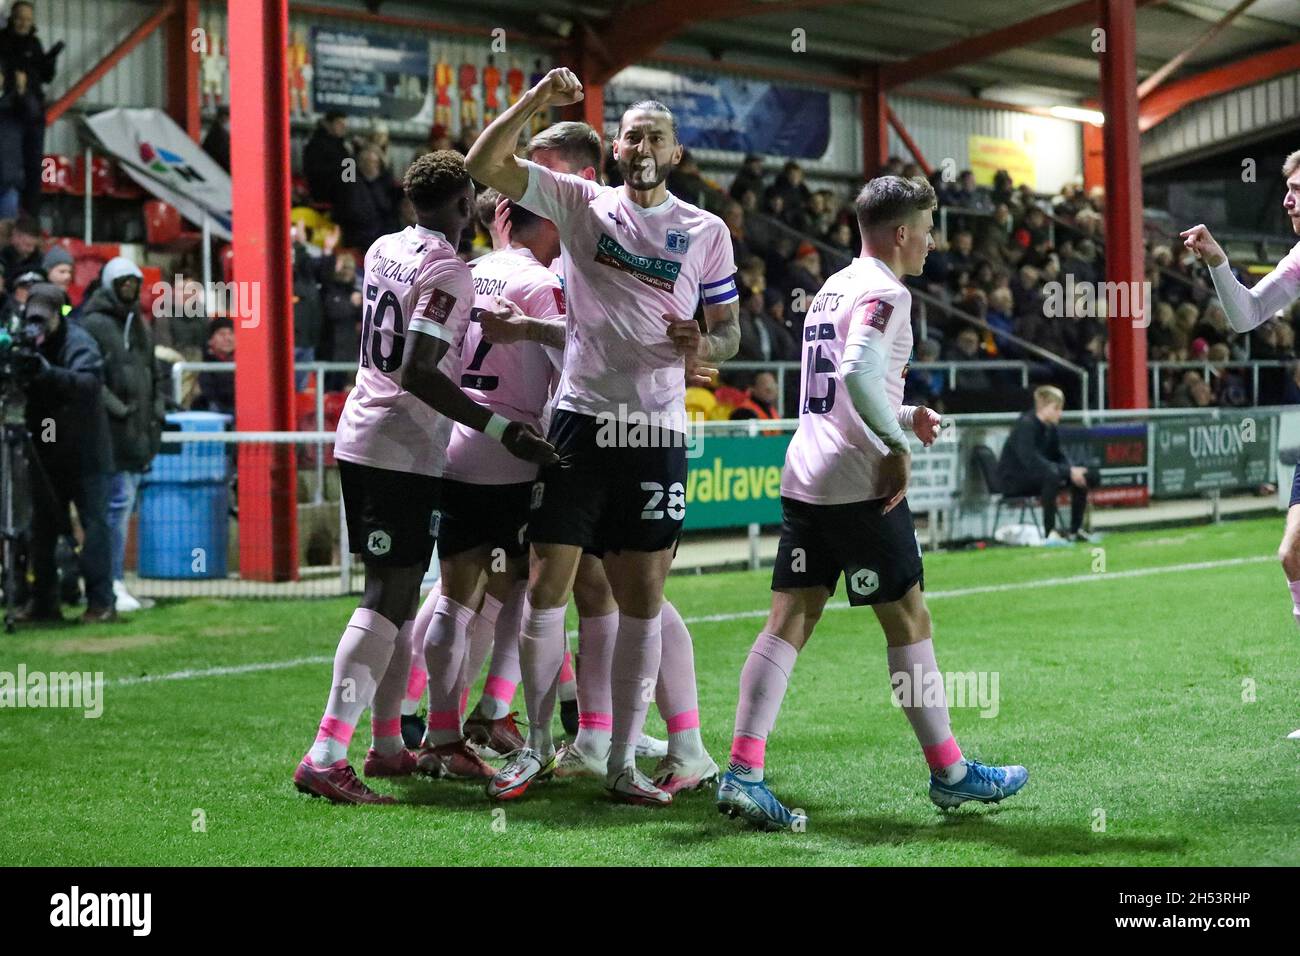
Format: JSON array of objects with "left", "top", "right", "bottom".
[{"left": 701, "top": 149, "right": 1300, "bottom": 412}]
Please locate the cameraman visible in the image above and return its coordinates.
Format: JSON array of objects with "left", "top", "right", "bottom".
[{"left": 16, "top": 283, "right": 115, "bottom": 623}]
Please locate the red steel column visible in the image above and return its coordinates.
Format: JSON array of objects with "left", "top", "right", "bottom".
[
  {"left": 229, "top": 0, "right": 298, "bottom": 580},
  {"left": 580, "top": 80, "right": 605, "bottom": 141},
  {"left": 860, "top": 65, "right": 888, "bottom": 179},
  {"left": 165, "top": 0, "right": 201, "bottom": 140},
  {"left": 1081, "top": 98, "right": 1105, "bottom": 194},
  {"left": 1099, "top": 0, "right": 1147, "bottom": 409}
]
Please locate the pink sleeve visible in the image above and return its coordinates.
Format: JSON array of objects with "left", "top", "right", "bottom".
[
  {"left": 518, "top": 160, "right": 602, "bottom": 227},
  {"left": 848, "top": 289, "right": 906, "bottom": 345},
  {"left": 699, "top": 221, "right": 738, "bottom": 307},
  {"left": 522, "top": 274, "right": 566, "bottom": 322},
  {"left": 410, "top": 259, "right": 471, "bottom": 346}
]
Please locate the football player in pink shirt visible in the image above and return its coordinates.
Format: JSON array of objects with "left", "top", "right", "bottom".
[
  {"left": 468, "top": 70, "right": 740, "bottom": 805},
  {"left": 292, "top": 151, "right": 554, "bottom": 805},
  {"left": 1183, "top": 148, "right": 1300, "bottom": 740},
  {"left": 477, "top": 122, "right": 709, "bottom": 793},
  {"left": 411, "top": 191, "right": 565, "bottom": 779},
  {"left": 716, "top": 175, "right": 1028, "bottom": 830}
]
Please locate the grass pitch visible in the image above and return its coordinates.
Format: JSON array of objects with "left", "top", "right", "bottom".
[{"left": 2, "top": 517, "right": 1297, "bottom": 866}]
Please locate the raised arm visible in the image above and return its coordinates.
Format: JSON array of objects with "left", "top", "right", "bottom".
[
  {"left": 1183, "top": 225, "right": 1300, "bottom": 333},
  {"left": 466, "top": 68, "right": 584, "bottom": 201}
]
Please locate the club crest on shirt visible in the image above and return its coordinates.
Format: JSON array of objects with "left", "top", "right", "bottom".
[
  {"left": 665, "top": 229, "right": 690, "bottom": 254},
  {"left": 865, "top": 299, "right": 893, "bottom": 333}
]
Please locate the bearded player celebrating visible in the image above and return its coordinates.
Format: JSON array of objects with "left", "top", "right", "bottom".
[
  {"left": 716, "top": 175, "right": 1028, "bottom": 830},
  {"left": 1182, "top": 149, "right": 1300, "bottom": 739},
  {"left": 467, "top": 69, "right": 740, "bottom": 805}
]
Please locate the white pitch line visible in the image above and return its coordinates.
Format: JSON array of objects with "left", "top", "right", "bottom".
[
  {"left": 110, "top": 655, "right": 332, "bottom": 688},
  {"left": 105, "top": 554, "right": 1273, "bottom": 689}
]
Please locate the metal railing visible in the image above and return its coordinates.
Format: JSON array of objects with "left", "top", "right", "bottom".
[
  {"left": 171, "top": 360, "right": 357, "bottom": 504},
  {"left": 722, "top": 359, "right": 1032, "bottom": 415},
  {"left": 1094, "top": 359, "right": 1298, "bottom": 410},
  {"left": 732, "top": 194, "right": 1089, "bottom": 414}
]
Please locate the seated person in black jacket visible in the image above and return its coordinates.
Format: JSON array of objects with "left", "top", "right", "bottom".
[{"left": 997, "top": 385, "right": 1098, "bottom": 541}]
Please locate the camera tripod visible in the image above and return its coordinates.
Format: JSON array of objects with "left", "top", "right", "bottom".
[{"left": 0, "top": 392, "right": 34, "bottom": 634}]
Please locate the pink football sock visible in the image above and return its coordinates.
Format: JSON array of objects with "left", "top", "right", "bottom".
[
  {"left": 557, "top": 650, "right": 577, "bottom": 702},
  {"left": 422, "top": 596, "right": 476, "bottom": 746},
  {"left": 477, "top": 582, "right": 525, "bottom": 719},
  {"left": 573, "top": 609, "right": 618, "bottom": 754},
  {"left": 609, "top": 613, "right": 662, "bottom": 776},
  {"left": 519, "top": 597, "right": 567, "bottom": 754},
  {"left": 656, "top": 601, "right": 703, "bottom": 758},
  {"left": 1288, "top": 579, "right": 1300, "bottom": 628},
  {"left": 886, "top": 638, "right": 964, "bottom": 779},
  {"left": 729, "top": 631, "right": 798, "bottom": 782},
  {"left": 402, "top": 583, "right": 440, "bottom": 714},
  {"left": 459, "top": 593, "right": 503, "bottom": 715},
  {"left": 307, "top": 608, "right": 400, "bottom": 766},
  {"left": 370, "top": 619, "right": 414, "bottom": 754}
]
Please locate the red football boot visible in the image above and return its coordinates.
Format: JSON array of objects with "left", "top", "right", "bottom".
[
  {"left": 463, "top": 712, "right": 525, "bottom": 757},
  {"left": 293, "top": 757, "right": 396, "bottom": 804},
  {"left": 415, "top": 740, "right": 496, "bottom": 780},
  {"left": 362, "top": 747, "right": 421, "bottom": 778}
]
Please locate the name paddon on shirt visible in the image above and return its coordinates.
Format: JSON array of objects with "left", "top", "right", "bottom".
[
  {"left": 782, "top": 256, "right": 913, "bottom": 506},
  {"left": 518, "top": 160, "right": 737, "bottom": 434},
  {"left": 444, "top": 246, "right": 563, "bottom": 485},
  {"left": 334, "top": 225, "right": 473, "bottom": 478}
]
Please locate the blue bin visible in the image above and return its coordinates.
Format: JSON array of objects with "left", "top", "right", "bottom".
[{"left": 138, "top": 412, "right": 232, "bottom": 579}]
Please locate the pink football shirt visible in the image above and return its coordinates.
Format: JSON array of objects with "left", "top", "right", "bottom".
[
  {"left": 782, "top": 257, "right": 913, "bottom": 505},
  {"left": 518, "top": 160, "right": 737, "bottom": 434},
  {"left": 334, "top": 225, "right": 473, "bottom": 477},
  {"left": 444, "top": 246, "right": 563, "bottom": 484}
]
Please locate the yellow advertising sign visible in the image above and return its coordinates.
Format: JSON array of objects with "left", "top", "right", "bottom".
[{"left": 968, "top": 135, "right": 1036, "bottom": 189}]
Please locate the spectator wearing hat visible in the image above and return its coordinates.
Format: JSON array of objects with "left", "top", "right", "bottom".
[
  {"left": 784, "top": 241, "right": 824, "bottom": 318},
  {"left": 194, "top": 317, "right": 235, "bottom": 416},
  {"left": 80, "top": 256, "right": 165, "bottom": 614},
  {"left": 41, "top": 243, "right": 72, "bottom": 293},
  {"left": 5, "top": 264, "right": 42, "bottom": 321},
  {"left": 18, "top": 282, "right": 115, "bottom": 623}
]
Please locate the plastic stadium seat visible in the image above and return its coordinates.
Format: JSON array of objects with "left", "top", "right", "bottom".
[
  {"left": 138, "top": 265, "right": 163, "bottom": 314},
  {"left": 143, "top": 199, "right": 201, "bottom": 252}
]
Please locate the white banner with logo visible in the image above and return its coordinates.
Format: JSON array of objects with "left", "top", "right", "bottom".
[{"left": 83, "top": 108, "right": 232, "bottom": 241}]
